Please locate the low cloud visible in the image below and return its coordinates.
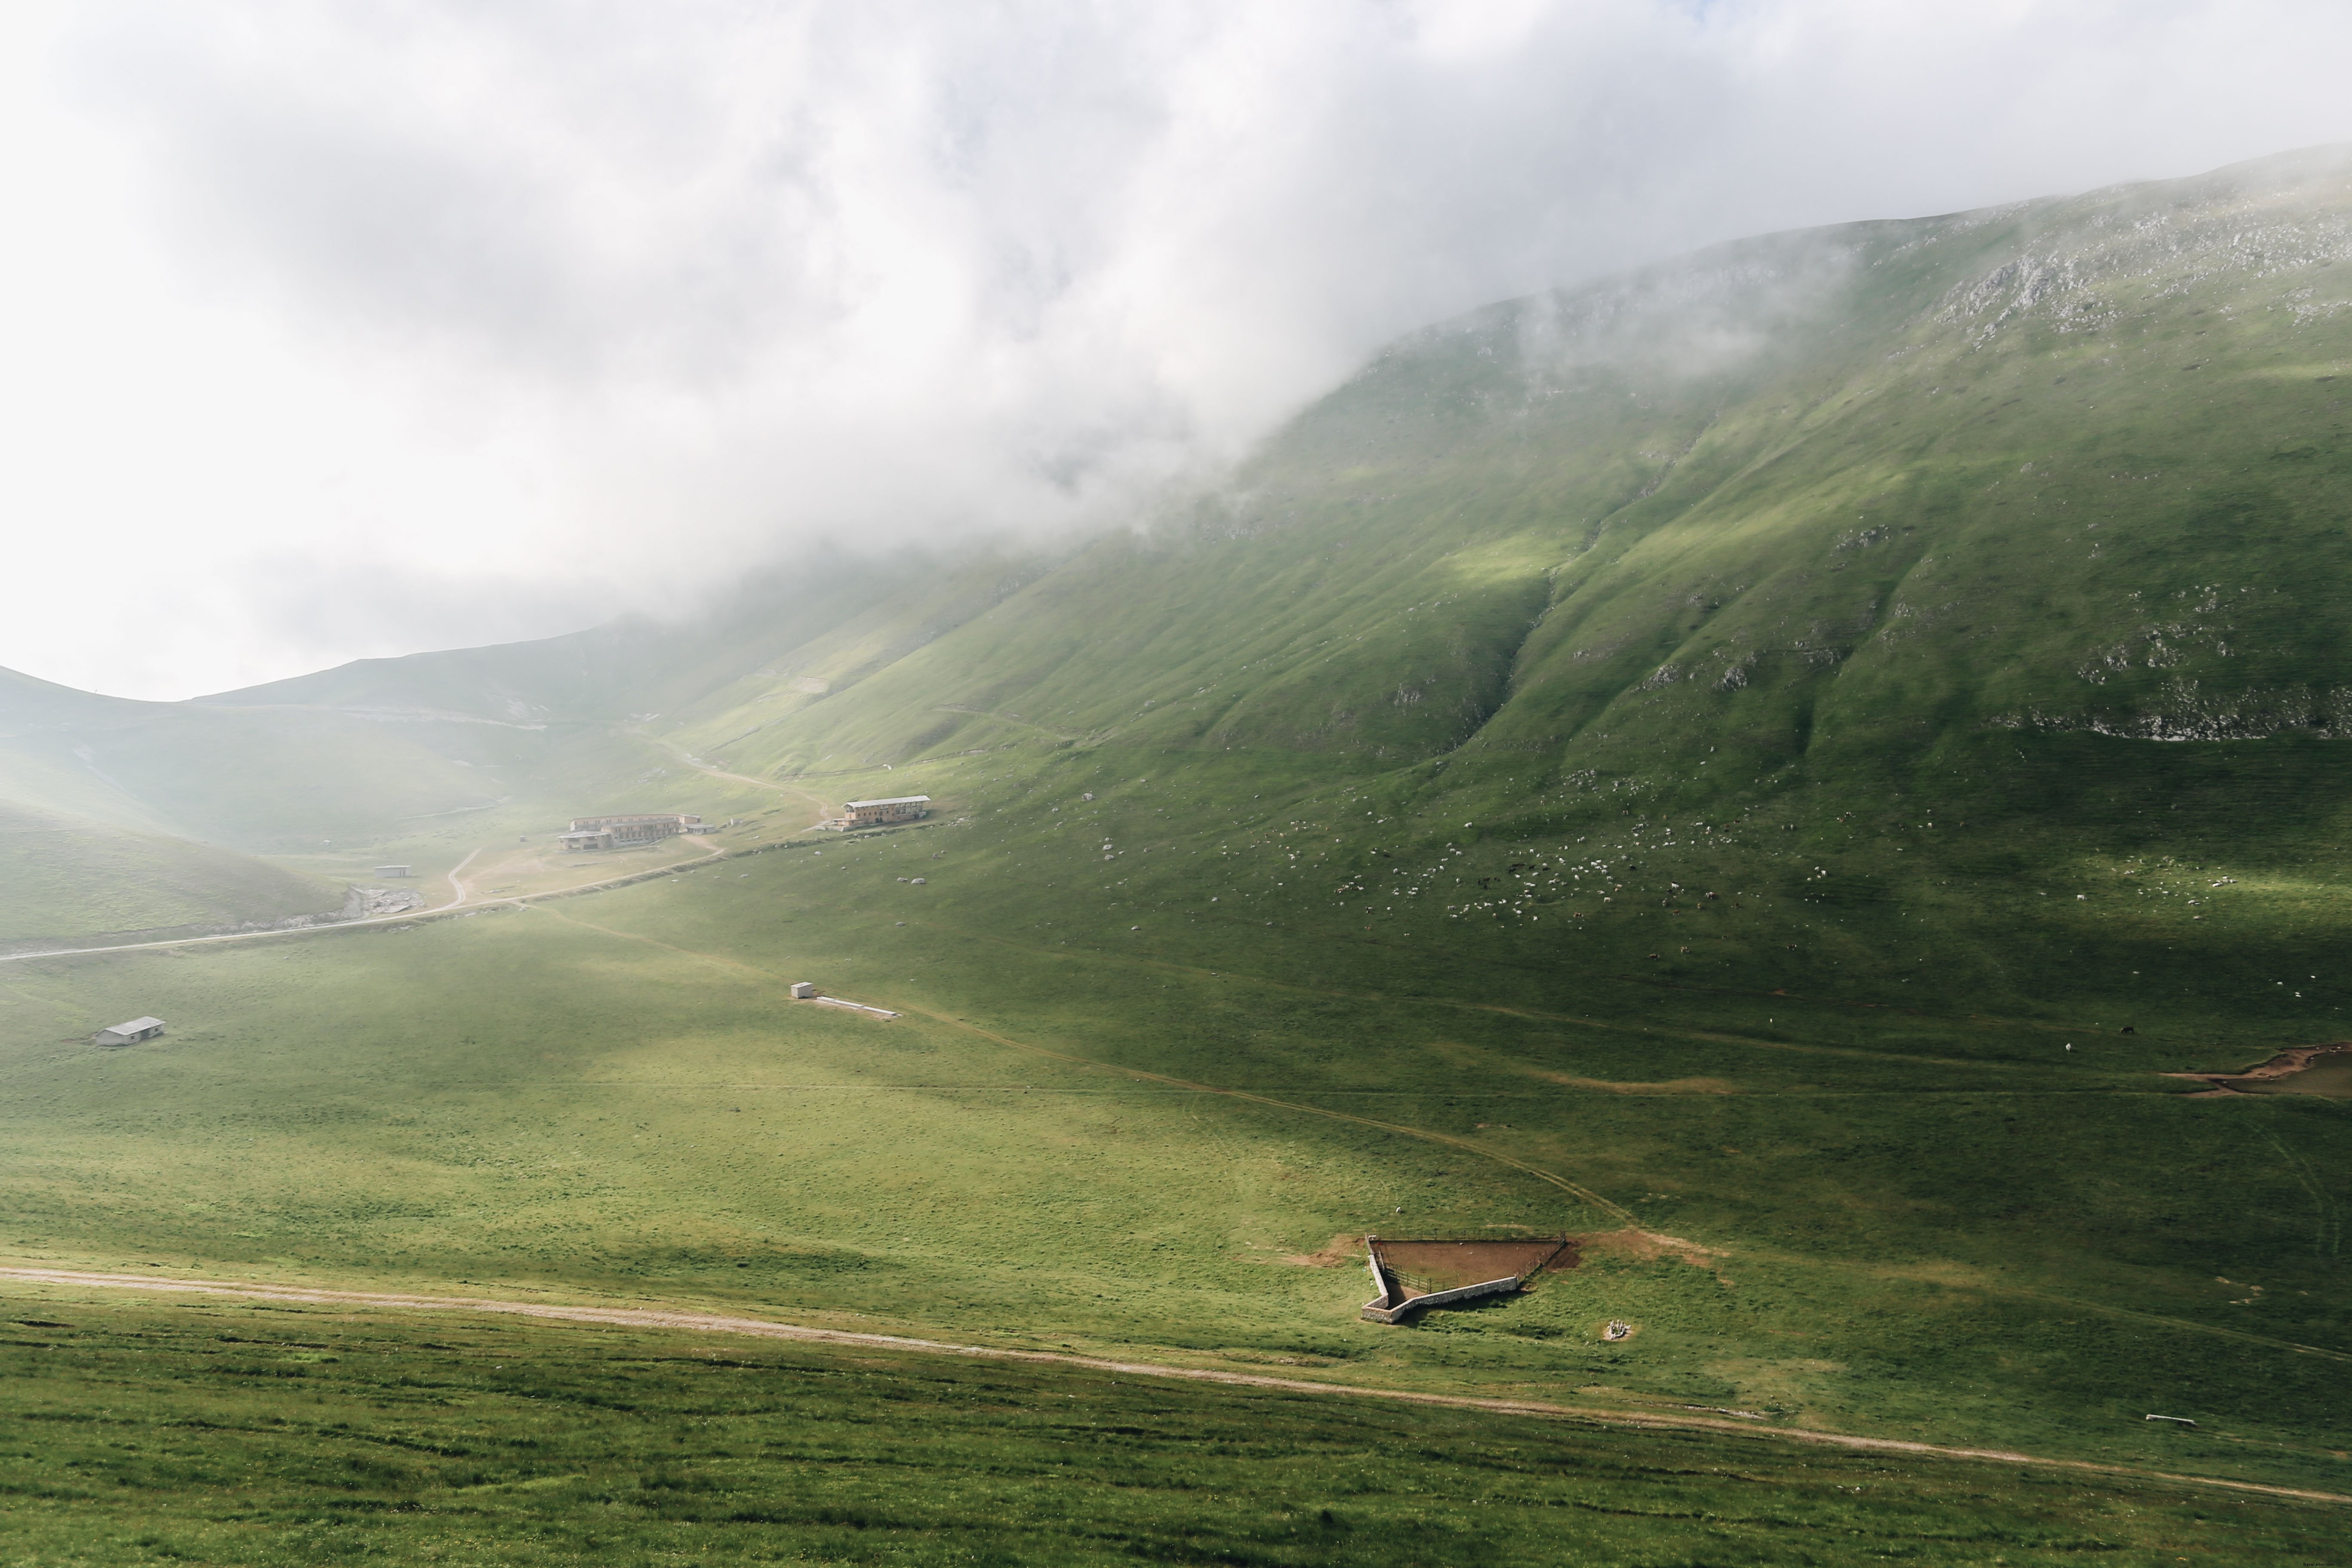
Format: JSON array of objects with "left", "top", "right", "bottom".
[{"left": 4, "top": 0, "right": 2351, "bottom": 697}]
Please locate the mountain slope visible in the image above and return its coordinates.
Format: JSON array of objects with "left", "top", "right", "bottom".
[
  {"left": 613, "top": 144, "right": 2352, "bottom": 1047},
  {"left": 7, "top": 149, "right": 2352, "bottom": 1492},
  {"left": 684, "top": 145, "right": 2352, "bottom": 798},
  {"left": 0, "top": 552, "right": 1053, "bottom": 931},
  {"left": 14, "top": 146, "right": 2344, "bottom": 980},
  {"left": 193, "top": 551, "right": 1042, "bottom": 726},
  {"left": 0, "top": 799, "right": 337, "bottom": 946}
]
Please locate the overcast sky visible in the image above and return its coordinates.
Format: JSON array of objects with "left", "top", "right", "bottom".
[{"left": 5, "top": 0, "right": 2350, "bottom": 701}]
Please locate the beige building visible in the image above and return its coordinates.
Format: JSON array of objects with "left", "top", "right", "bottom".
[
  {"left": 840, "top": 795, "right": 930, "bottom": 828},
  {"left": 558, "top": 812, "right": 704, "bottom": 851}
]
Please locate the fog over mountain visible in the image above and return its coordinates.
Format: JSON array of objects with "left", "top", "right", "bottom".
[{"left": 6, "top": 0, "right": 2352, "bottom": 699}]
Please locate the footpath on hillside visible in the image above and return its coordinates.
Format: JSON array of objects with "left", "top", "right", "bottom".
[{"left": 3, "top": 1264, "right": 2346, "bottom": 1508}]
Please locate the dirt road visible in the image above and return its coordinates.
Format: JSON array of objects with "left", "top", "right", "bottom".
[
  {"left": 2, "top": 1264, "right": 2342, "bottom": 1507},
  {"left": 642, "top": 732, "right": 835, "bottom": 827},
  {"left": 0, "top": 837, "right": 728, "bottom": 967}
]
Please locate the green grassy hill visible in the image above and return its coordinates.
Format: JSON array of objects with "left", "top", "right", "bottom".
[
  {"left": 0, "top": 554, "right": 1050, "bottom": 936},
  {"left": 0, "top": 800, "right": 337, "bottom": 946},
  {"left": 5, "top": 146, "right": 2352, "bottom": 1546},
  {"left": 655, "top": 144, "right": 2352, "bottom": 1029},
  {"left": 192, "top": 551, "right": 1045, "bottom": 726},
  {"left": 690, "top": 146, "right": 2352, "bottom": 789}
]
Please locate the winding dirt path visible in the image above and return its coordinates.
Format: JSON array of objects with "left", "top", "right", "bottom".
[
  {"left": 441, "top": 845, "right": 484, "bottom": 909},
  {"left": 10, "top": 823, "right": 2326, "bottom": 1376},
  {"left": 641, "top": 732, "right": 836, "bottom": 827},
  {"left": 0, "top": 838, "right": 729, "bottom": 967},
  {"left": 2, "top": 1265, "right": 2343, "bottom": 1507},
  {"left": 508, "top": 900, "right": 1636, "bottom": 1226},
  {"left": 10, "top": 790, "right": 2336, "bottom": 1430}
]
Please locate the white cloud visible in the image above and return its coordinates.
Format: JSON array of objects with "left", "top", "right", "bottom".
[{"left": 3, "top": 0, "right": 2349, "bottom": 698}]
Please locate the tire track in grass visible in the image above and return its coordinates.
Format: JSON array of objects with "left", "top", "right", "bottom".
[
  {"left": 900, "top": 919, "right": 2072, "bottom": 1076},
  {"left": 36, "top": 844, "right": 2320, "bottom": 1374},
  {"left": 1724, "top": 1245, "right": 2352, "bottom": 1367},
  {"left": 872, "top": 923, "right": 2352, "bottom": 1362},
  {"left": 2, "top": 1265, "right": 2346, "bottom": 1508},
  {"left": 524, "top": 904, "right": 2349, "bottom": 1351},
  {"left": 894, "top": 998, "right": 1637, "bottom": 1226},
  {"left": 640, "top": 732, "right": 839, "bottom": 827},
  {"left": 520, "top": 902, "right": 1635, "bottom": 1225}
]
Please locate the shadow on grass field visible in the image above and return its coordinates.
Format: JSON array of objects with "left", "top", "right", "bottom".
[
  {"left": 4, "top": 821, "right": 2351, "bottom": 1498},
  {"left": 10, "top": 148, "right": 2352, "bottom": 1559}
]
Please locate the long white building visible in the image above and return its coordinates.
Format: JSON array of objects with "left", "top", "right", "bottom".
[{"left": 558, "top": 812, "right": 705, "bottom": 850}]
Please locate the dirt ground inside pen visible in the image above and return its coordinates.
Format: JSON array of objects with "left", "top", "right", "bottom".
[{"left": 1372, "top": 1237, "right": 1575, "bottom": 1294}]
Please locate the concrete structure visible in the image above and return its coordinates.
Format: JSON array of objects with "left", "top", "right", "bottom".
[
  {"left": 94, "top": 1017, "right": 165, "bottom": 1046},
  {"left": 559, "top": 813, "right": 704, "bottom": 851},
  {"left": 838, "top": 795, "right": 930, "bottom": 828},
  {"left": 1360, "top": 1250, "right": 1522, "bottom": 1324},
  {"left": 1358, "top": 1234, "right": 1573, "bottom": 1325},
  {"left": 786, "top": 980, "right": 897, "bottom": 1017},
  {"left": 373, "top": 864, "right": 413, "bottom": 878},
  {"left": 815, "top": 996, "right": 901, "bottom": 1019}
]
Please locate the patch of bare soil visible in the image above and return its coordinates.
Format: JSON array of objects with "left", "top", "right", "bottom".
[
  {"left": 8, "top": 1266, "right": 2348, "bottom": 1506},
  {"left": 2167, "top": 1042, "right": 2352, "bottom": 1096},
  {"left": 1372, "top": 1237, "right": 1575, "bottom": 1295},
  {"left": 1427, "top": 1040, "right": 1736, "bottom": 1094},
  {"left": 1536, "top": 1074, "right": 1740, "bottom": 1094},
  {"left": 1580, "top": 1228, "right": 1721, "bottom": 1268},
  {"left": 1280, "top": 1234, "right": 1361, "bottom": 1267}
]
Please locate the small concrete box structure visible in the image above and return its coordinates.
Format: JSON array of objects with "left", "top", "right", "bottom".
[
  {"left": 94, "top": 1016, "right": 165, "bottom": 1046},
  {"left": 788, "top": 981, "right": 817, "bottom": 999},
  {"left": 373, "top": 864, "right": 413, "bottom": 878},
  {"left": 842, "top": 795, "right": 930, "bottom": 827}
]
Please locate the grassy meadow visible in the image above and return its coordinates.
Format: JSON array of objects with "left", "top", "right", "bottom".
[
  {"left": 4, "top": 149, "right": 2352, "bottom": 1555},
  {"left": 9, "top": 1289, "right": 2335, "bottom": 1568},
  {"left": 5, "top": 775, "right": 2349, "bottom": 1497},
  {"left": 0, "top": 803, "right": 339, "bottom": 950}
]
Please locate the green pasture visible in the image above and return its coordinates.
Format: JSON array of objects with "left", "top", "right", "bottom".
[
  {"left": 0, "top": 802, "right": 337, "bottom": 949},
  {"left": 8, "top": 1291, "right": 2334, "bottom": 1568},
  {"left": 3, "top": 149, "right": 2352, "bottom": 1548},
  {"left": 4, "top": 788, "right": 2349, "bottom": 1493}
]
